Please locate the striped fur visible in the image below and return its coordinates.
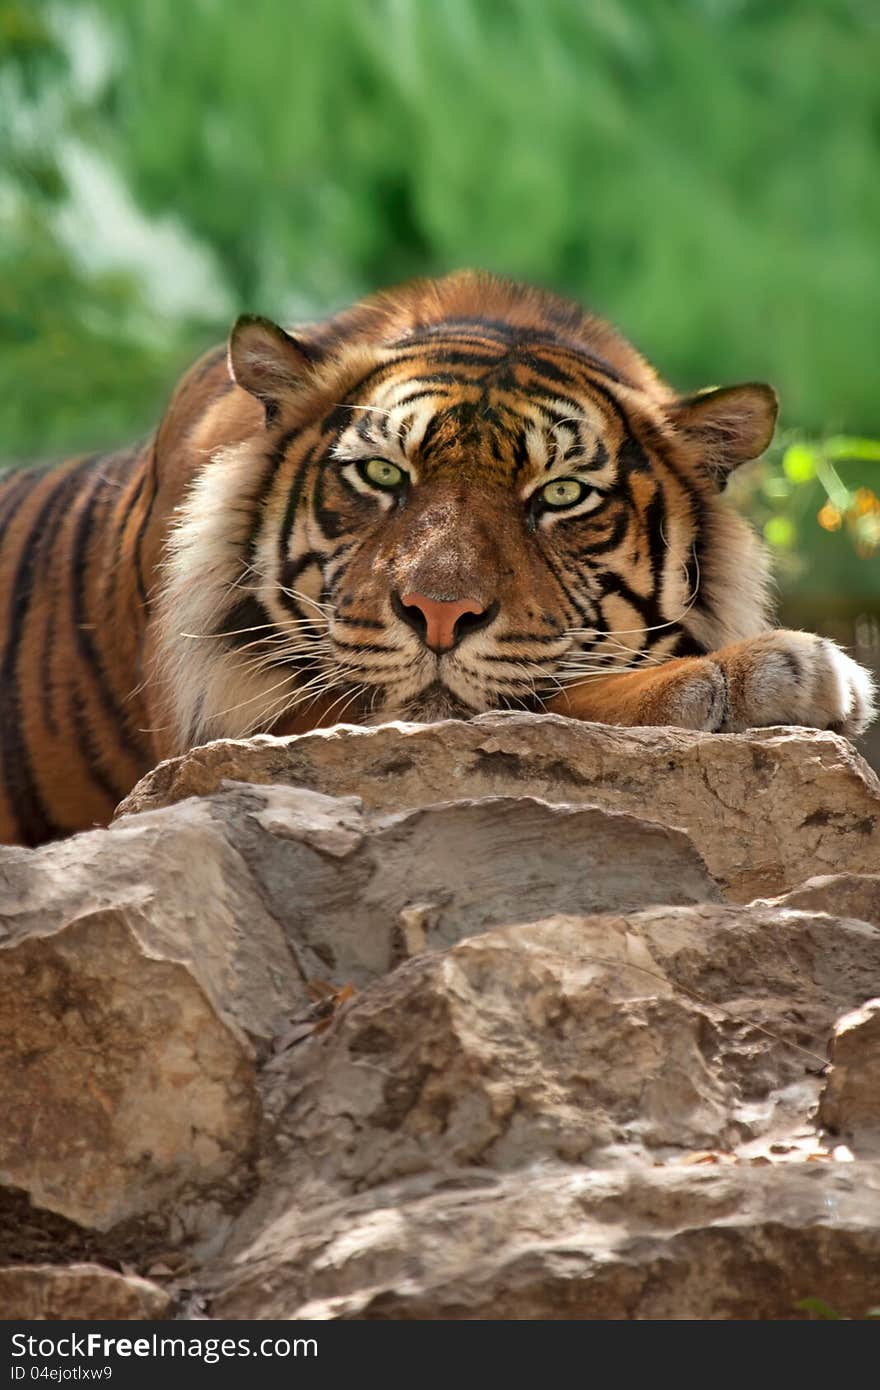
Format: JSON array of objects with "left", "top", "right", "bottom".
[{"left": 0, "top": 272, "right": 873, "bottom": 845}]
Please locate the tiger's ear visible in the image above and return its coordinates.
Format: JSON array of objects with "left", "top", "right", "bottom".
[
  {"left": 227, "top": 314, "right": 317, "bottom": 424},
  {"left": 668, "top": 383, "right": 778, "bottom": 483}
]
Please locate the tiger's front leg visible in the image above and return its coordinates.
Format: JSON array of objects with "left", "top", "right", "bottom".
[{"left": 545, "top": 630, "right": 876, "bottom": 738}]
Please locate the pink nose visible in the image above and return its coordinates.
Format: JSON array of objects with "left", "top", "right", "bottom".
[{"left": 400, "top": 592, "right": 487, "bottom": 653}]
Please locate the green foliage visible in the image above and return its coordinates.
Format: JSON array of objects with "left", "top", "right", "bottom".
[
  {"left": 796, "top": 1297, "right": 845, "bottom": 1319},
  {"left": 0, "top": 209, "right": 206, "bottom": 456},
  {"left": 727, "top": 432, "right": 880, "bottom": 601},
  {"left": 796, "top": 1297, "right": 880, "bottom": 1320}
]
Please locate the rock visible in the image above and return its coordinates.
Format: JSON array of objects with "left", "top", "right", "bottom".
[
  {"left": 820, "top": 999, "right": 880, "bottom": 1152},
  {"left": 0, "top": 799, "right": 307, "bottom": 1045},
  {"left": 205, "top": 900, "right": 880, "bottom": 1318},
  {"left": 771, "top": 873, "right": 880, "bottom": 927},
  {"left": 0, "top": 777, "right": 715, "bottom": 1246},
  {"left": 0, "top": 1263, "right": 171, "bottom": 1319},
  {"left": 6, "top": 716, "right": 880, "bottom": 1317},
  {"left": 208, "top": 1163, "right": 880, "bottom": 1320},
  {"left": 116, "top": 714, "right": 880, "bottom": 901},
  {"left": 239, "top": 906, "right": 880, "bottom": 1213},
  {"left": 229, "top": 786, "right": 719, "bottom": 980},
  {"left": 0, "top": 801, "right": 281, "bottom": 1238},
  {"left": 0, "top": 901, "right": 260, "bottom": 1234}
]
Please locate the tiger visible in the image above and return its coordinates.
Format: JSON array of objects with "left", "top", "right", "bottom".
[{"left": 0, "top": 270, "right": 874, "bottom": 847}]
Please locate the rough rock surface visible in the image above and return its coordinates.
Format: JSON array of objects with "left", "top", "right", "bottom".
[
  {"left": 1, "top": 779, "right": 716, "bottom": 1238},
  {"left": 117, "top": 714, "right": 880, "bottom": 900},
  {"left": 0, "top": 810, "right": 267, "bottom": 1234},
  {"left": 256, "top": 905, "right": 880, "bottom": 1195},
  {"left": 208, "top": 904, "right": 880, "bottom": 1318},
  {"left": 3, "top": 714, "right": 880, "bottom": 1318},
  {"left": 820, "top": 998, "right": 880, "bottom": 1152},
  {"left": 209, "top": 1164, "right": 880, "bottom": 1320},
  {"left": 771, "top": 872, "right": 880, "bottom": 923},
  {"left": 0, "top": 1263, "right": 170, "bottom": 1320}
]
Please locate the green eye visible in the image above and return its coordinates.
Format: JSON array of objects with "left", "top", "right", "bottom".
[
  {"left": 540, "top": 478, "right": 587, "bottom": 509},
  {"left": 360, "top": 458, "right": 406, "bottom": 489}
]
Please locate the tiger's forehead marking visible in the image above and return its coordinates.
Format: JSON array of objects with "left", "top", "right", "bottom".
[
  {"left": 384, "top": 317, "right": 628, "bottom": 385},
  {"left": 331, "top": 332, "right": 623, "bottom": 486}
]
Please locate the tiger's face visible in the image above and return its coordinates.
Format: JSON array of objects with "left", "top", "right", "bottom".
[
  {"left": 315, "top": 344, "right": 699, "bottom": 725},
  {"left": 156, "top": 274, "right": 776, "bottom": 747}
]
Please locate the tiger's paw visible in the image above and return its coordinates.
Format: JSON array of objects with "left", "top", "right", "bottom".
[{"left": 708, "top": 630, "right": 876, "bottom": 738}]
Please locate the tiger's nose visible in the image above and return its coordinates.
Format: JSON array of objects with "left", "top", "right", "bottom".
[{"left": 394, "top": 591, "right": 495, "bottom": 653}]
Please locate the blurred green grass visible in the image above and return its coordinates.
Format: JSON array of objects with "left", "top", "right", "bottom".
[{"left": 2, "top": 0, "right": 879, "bottom": 614}]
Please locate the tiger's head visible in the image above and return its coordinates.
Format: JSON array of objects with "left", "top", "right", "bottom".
[{"left": 155, "top": 271, "right": 777, "bottom": 749}]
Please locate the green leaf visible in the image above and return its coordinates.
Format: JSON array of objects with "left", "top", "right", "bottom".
[
  {"left": 795, "top": 1298, "right": 844, "bottom": 1320},
  {"left": 823, "top": 437, "right": 880, "bottom": 463},
  {"left": 763, "top": 516, "right": 796, "bottom": 548},
  {"left": 782, "top": 444, "right": 816, "bottom": 484}
]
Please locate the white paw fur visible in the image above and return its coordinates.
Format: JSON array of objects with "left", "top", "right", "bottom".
[{"left": 718, "top": 630, "right": 876, "bottom": 737}]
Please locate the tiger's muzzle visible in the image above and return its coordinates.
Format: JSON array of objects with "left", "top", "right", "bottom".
[{"left": 392, "top": 591, "right": 498, "bottom": 653}]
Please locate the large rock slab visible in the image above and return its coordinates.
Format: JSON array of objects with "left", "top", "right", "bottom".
[
  {"left": 225, "top": 786, "right": 719, "bottom": 979},
  {"left": 208, "top": 1162, "right": 880, "bottom": 1320},
  {"left": 116, "top": 714, "right": 880, "bottom": 901},
  {"left": 0, "top": 1263, "right": 170, "bottom": 1319},
  {"left": 246, "top": 906, "right": 880, "bottom": 1213},
  {"left": 0, "top": 780, "right": 715, "bottom": 1246},
  {"left": 204, "top": 899, "right": 880, "bottom": 1317},
  {"left": 0, "top": 797, "right": 313, "bottom": 1240},
  {"left": 0, "top": 903, "right": 260, "bottom": 1233},
  {"left": 5, "top": 717, "right": 880, "bottom": 1317},
  {"left": 0, "top": 801, "right": 306, "bottom": 1045}
]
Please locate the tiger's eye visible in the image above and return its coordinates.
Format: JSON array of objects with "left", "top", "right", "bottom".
[
  {"left": 362, "top": 458, "right": 405, "bottom": 489},
  {"left": 540, "top": 478, "right": 586, "bottom": 508}
]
